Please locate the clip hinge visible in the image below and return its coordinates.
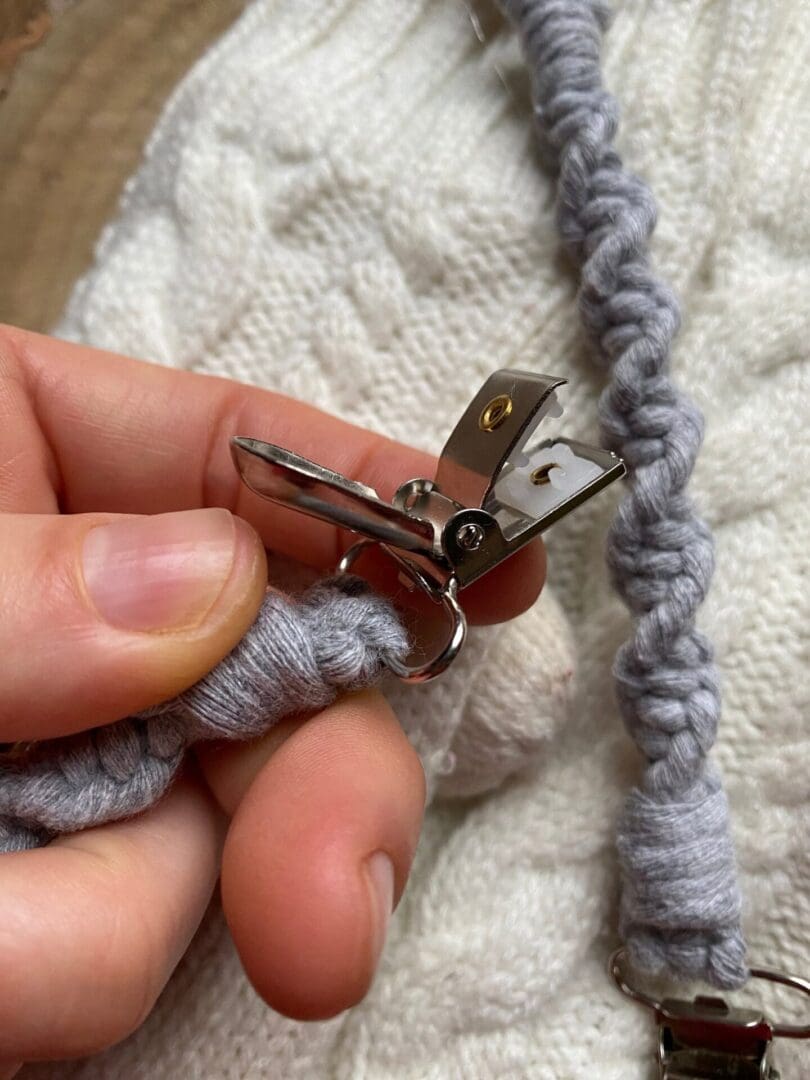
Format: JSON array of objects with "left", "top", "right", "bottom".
[
  {"left": 231, "top": 369, "right": 625, "bottom": 680},
  {"left": 430, "top": 369, "right": 624, "bottom": 588}
]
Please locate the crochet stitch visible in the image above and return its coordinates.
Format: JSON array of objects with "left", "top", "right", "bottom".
[
  {"left": 0, "top": 577, "right": 408, "bottom": 852},
  {"left": 501, "top": 0, "right": 747, "bottom": 988}
]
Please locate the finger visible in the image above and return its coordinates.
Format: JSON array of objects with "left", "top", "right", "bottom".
[
  {"left": 345, "top": 531, "right": 546, "bottom": 627},
  {"left": 1, "top": 325, "right": 544, "bottom": 624},
  {"left": 0, "top": 773, "right": 223, "bottom": 1063},
  {"left": 0, "top": 509, "right": 266, "bottom": 740},
  {"left": 196, "top": 689, "right": 425, "bottom": 1020}
]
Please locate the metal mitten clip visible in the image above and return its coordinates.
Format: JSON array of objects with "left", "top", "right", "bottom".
[
  {"left": 610, "top": 948, "right": 810, "bottom": 1079},
  {"left": 231, "top": 369, "right": 625, "bottom": 682}
]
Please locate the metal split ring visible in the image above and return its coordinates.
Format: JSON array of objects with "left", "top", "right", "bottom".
[{"left": 336, "top": 539, "right": 467, "bottom": 684}]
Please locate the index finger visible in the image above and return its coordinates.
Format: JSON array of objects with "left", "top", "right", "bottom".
[{"left": 1, "top": 325, "right": 545, "bottom": 623}]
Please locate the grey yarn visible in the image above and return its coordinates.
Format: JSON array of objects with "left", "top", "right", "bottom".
[
  {"left": 501, "top": 0, "right": 747, "bottom": 987},
  {"left": 0, "top": 576, "right": 408, "bottom": 852}
]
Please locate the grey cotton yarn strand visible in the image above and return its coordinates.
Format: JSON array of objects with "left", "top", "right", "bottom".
[
  {"left": 0, "top": 577, "right": 408, "bottom": 853},
  {"left": 501, "top": 0, "right": 748, "bottom": 988}
]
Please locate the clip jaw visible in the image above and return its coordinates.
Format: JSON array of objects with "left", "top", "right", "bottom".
[
  {"left": 656, "top": 997, "right": 779, "bottom": 1080},
  {"left": 231, "top": 369, "right": 625, "bottom": 681},
  {"left": 610, "top": 948, "right": 810, "bottom": 1079}
]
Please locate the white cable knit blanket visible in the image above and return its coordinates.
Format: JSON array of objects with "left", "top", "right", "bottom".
[{"left": 28, "top": 1, "right": 810, "bottom": 1076}]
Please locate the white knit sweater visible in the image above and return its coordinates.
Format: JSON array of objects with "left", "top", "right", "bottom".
[{"left": 26, "top": 1, "right": 810, "bottom": 1076}]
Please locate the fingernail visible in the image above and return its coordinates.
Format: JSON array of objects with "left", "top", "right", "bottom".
[
  {"left": 82, "top": 509, "right": 238, "bottom": 632},
  {"left": 365, "top": 850, "right": 395, "bottom": 966}
]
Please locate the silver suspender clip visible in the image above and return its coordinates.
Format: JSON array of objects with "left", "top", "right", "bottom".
[
  {"left": 232, "top": 369, "right": 625, "bottom": 681},
  {"left": 610, "top": 948, "right": 810, "bottom": 1079}
]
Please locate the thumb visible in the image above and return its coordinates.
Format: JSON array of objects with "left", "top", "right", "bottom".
[{"left": 0, "top": 509, "right": 266, "bottom": 741}]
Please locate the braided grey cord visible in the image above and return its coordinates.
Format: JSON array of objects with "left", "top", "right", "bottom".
[
  {"left": 501, "top": 0, "right": 747, "bottom": 987},
  {"left": 0, "top": 576, "right": 408, "bottom": 853}
]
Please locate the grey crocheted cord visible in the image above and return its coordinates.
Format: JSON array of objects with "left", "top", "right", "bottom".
[
  {"left": 501, "top": 0, "right": 747, "bottom": 988},
  {"left": 0, "top": 576, "right": 408, "bottom": 853}
]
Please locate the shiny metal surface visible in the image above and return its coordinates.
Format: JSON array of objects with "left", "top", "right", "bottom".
[
  {"left": 231, "top": 438, "right": 435, "bottom": 554},
  {"left": 610, "top": 947, "right": 810, "bottom": 1078},
  {"left": 336, "top": 539, "right": 467, "bottom": 683},
  {"left": 435, "top": 369, "right": 565, "bottom": 509},
  {"left": 232, "top": 369, "right": 626, "bottom": 681}
]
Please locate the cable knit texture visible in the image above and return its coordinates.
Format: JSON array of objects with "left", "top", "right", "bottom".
[
  {"left": 501, "top": 0, "right": 746, "bottom": 989},
  {"left": 23, "top": 0, "right": 810, "bottom": 1077},
  {"left": 0, "top": 577, "right": 407, "bottom": 849}
]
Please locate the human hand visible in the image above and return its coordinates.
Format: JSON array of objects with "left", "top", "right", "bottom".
[{"left": 0, "top": 325, "right": 546, "bottom": 1074}]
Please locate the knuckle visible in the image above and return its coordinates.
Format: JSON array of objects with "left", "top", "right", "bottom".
[{"left": 4, "top": 515, "right": 86, "bottom": 623}]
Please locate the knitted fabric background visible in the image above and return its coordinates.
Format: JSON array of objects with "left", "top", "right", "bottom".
[{"left": 23, "top": 0, "right": 810, "bottom": 1076}]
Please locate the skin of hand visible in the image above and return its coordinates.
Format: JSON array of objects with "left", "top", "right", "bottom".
[{"left": 0, "top": 324, "right": 546, "bottom": 1075}]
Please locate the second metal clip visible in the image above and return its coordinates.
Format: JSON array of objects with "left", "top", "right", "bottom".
[
  {"left": 610, "top": 947, "right": 810, "bottom": 1079},
  {"left": 231, "top": 369, "right": 625, "bottom": 682}
]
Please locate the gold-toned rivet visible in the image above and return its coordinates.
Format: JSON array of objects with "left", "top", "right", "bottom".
[
  {"left": 530, "top": 463, "right": 557, "bottom": 486},
  {"left": 479, "top": 394, "right": 513, "bottom": 432}
]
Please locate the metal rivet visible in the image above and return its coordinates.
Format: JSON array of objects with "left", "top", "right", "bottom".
[
  {"left": 479, "top": 394, "right": 513, "bottom": 432},
  {"left": 530, "top": 463, "right": 557, "bottom": 485},
  {"left": 456, "top": 523, "right": 485, "bottom": 550}
]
